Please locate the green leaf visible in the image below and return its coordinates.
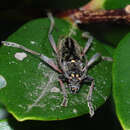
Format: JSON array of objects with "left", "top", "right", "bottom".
[
  {"left": 104, "top": 0, "right": 130, "bottom": 9},
  {"left": 113, "top": 33, "right": 130, "bottom": 130},
  {"left": 0, "top": 18, "right": 112, "bottom": 121}
]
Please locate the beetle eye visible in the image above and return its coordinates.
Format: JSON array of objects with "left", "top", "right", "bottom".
[
  {"left": 72, "top": 73, "right": 75, "bottom": 77},
  {"left": 76, "top": 74, "right": 79, "bottom": 77}
]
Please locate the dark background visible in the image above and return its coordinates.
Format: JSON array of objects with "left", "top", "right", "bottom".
[{"left": 0, "top": 0, "right": 126, "bottom": 129}]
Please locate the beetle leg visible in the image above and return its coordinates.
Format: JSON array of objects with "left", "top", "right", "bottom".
[
  {"left": 58, "top": 79, "right": 68, "bottom": 107},
  {"left": 87, "top": 53, "right": 113, "bottom": 68},
  {"left": 82, "top": 75, "right": 95, "bottom": 116},
  {"left": 101, "top": 56, "right": 113, "bottom": 61},
  {"left": 87, "top": 53, "right": 101, "bottom": 68},
  {"left": 81, "top": 32, "right": 93, "bottom": 57},
  {"left": 83, "top": 75, "right": 94, "bottom": 83},
  {"left": 82, "top": 53, "right": 101, "bottom": 74},
  {"left": 87, "top": 80, "right": 95, "bottom": 117},
  {"left": 2, "top": 41, "right": 62, "bottom": 73},
  {"left": 47, "top": 12, "right": 58, "bottom": 55}
]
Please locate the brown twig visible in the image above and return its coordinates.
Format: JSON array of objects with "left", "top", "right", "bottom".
[{"left": 57, "top": 5, "right": 130, "bottom": 24}]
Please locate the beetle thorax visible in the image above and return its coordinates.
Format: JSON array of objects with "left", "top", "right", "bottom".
[{"left": 64, "top": 59, "right": 84, "bottom": 93}]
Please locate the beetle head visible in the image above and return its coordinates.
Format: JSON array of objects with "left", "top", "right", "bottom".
[
  {"left": 69, "top": 84, "right": 80, "bottom": 94},
  {"left": 67, "top": 71, "right": 82, "bottom": 94}
]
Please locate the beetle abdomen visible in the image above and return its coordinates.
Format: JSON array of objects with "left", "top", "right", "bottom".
[{"left": 58, "top": 37, "right": 82, "bottom": 62}]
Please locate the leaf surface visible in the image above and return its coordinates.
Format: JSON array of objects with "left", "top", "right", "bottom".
[
  {"left": 0, "top": 18, "right": 112, "bottom": 121},
  {"left": 113, "top": 33, "right": 130, "bottom": 130}
]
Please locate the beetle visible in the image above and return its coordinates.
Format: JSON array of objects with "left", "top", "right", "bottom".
[{"left": 1, "top": 13, "right": 112, "bottom": 117}]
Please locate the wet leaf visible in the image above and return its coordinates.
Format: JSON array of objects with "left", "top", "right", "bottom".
[
  {"left": 113, "top": 33, "right": 130, "bottom": 130},
  {"left": 0, "top": 18, "right": 112, "bottom": 121}
]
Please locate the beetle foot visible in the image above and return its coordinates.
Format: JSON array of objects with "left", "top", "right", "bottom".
[
  {"left": 87, "top": 99, "right": 95, "bottom": 117},
  {"left": 61, "top": 96, "right": 68, "bottom": 107}
]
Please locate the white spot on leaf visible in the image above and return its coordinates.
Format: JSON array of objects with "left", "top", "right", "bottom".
[
  {"left": 0, "top": 75, "right": 7, "bottom": 89},
  {"left": 50, "top": 87, "right": 60, "bottom": 93},
  {"left": 103, "top": 81, "right": 106, "bottom": 85},
  {"left": 30, "top": 41, "right": 36, "bottom": 45},
  {"left": 73, "top": 109, "right": 77, "bottom": 114},
  {"left": 14, "top": 52, "right": 27, "bottom": 61}
]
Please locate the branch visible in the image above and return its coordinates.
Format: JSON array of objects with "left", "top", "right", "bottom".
[{"left": 58, "top": 5, "right": 130, "bottom": 24}]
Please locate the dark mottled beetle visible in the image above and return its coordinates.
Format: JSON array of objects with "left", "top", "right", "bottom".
[
  {"left": 2, "top": 13, "right": 112, "bottom": 116},
  {"left": 58, "top": 36, "right": 95, "bottom": 93}
]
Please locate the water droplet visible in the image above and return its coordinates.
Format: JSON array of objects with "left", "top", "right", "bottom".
[
  {"left": 73, "top": 108, "right": 77, "bottom": 114},
  {"left": 51, "top": 87, "right": 60, "bottom": 93},
  {"left": 30, "top": 41, "right": 36, "bottom": 45}
]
